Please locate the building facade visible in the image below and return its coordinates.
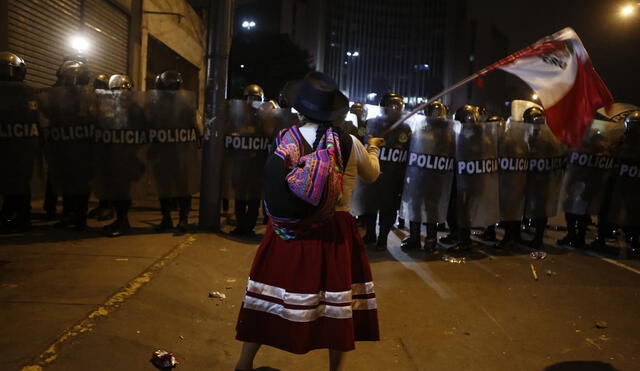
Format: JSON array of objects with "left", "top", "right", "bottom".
[{"left": 0, "top": 0, "right": 207, "bottom": 117}]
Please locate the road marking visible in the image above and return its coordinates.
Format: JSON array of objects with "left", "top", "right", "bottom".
[
  {"left": 20, "top": 235, "right": 197, "bottom": 371},
  {"left": 563, "top": 246, "right": 640, "bottom": 276},
  {"left": 479, "top": 305, "right": 513, "bottom": 342},
  {"left": 387, "top": 232, "right": 456, "bottom": 300},
  {"left": 591, "top": 254, "right": 640, "bottom": 276}
]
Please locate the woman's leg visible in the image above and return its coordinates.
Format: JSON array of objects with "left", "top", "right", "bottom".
[
  {"left": 329, "top": 350, "right": 346, "bottom": 371},
  {"left": 235, "top": 342, "right": 261, "bottom": 371}
]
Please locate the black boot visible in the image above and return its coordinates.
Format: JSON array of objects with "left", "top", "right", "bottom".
[
  {"left": 105, "top": 200, "right": 131, "bottom": 237},
  {"left": 177, "top": 196, "right": 191, "bottom": 233},
  {"left": 156, "top": 198, "right": 173, "bottom": 231},
  {"left": 361, "top": 214, "right": 377, "bottom": 245},
  {"left": 71, "top": 195, "right": 89, "bottom": 231},
  {"left": 401, "top": 221, "right": 421, "bottom": 250},
  {"left": 479, "top": 225, "right": 497, "bottom": 242},
  {"left": 497, "top": 221, "right": 519, "bottom": 249},
  {"left": 54, "top": 196, "right": 74, "bottom": 228},
  {"left": 376, "top": 211, "right": 396, "bottom": 251}
]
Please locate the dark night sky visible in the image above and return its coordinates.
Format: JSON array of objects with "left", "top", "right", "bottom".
[{"left": 469, "top": 0, "right": 640, "bottom": 104}]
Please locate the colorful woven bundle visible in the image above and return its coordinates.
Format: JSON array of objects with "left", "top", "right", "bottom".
[{"left": 268, "top": 125, "right": 344, "bottom": 240}]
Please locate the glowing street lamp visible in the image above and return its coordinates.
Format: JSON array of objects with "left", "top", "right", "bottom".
[
  {"left": 70, "top": 35, "right": 90, "bottom": 53},
  {"left": 620, "top": 4, "right": 635, "bottom": 17},
  {"left": 242, "top": 20, "right": 256, "bottom": 30}
]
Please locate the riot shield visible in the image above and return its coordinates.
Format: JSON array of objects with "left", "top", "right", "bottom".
[
  {"left": 222, "top": 99, "right": 269, "bottom": 201},
  {"left": 609, "top": 128, "right": 640, "bottom": 226},
  {"left": 143, "top": 90, "right": 200, "bottom": 198},
  {"left": 39, "top": 86, "right": 96, "bottom": 196},
  {"left": 454, "top": 121, "right": 499, "bottom": 228},
  {"left": 560, "top": 120, "right": 625, "bottom": 215},
  {"left": 399, "top": 117, "right": 455, "bottom": 223},
  {"left": 523, "top": 123, "right": 567, "bottom": 218},
  {"left": 0, "top": 82, "right": 40, "bottom": 196},
  {"left": 497, "top": 120, "right": 529, "bottom": 221},
  {"left": 351, "top": 116, "right": 412, "bottom": 216},
  {"left": 93, "top": 90, "right": 146, "bottom": 200},
  {"left": 256, "top": 104, "right": 298, "bottom": 137}
]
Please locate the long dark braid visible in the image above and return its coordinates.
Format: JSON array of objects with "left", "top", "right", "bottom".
[{"left": 311, "top": 122, "right": 332, "bottom": 151}]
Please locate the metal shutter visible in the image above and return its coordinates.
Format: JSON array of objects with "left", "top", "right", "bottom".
[
  {"left": 83, "top": 0, "right": 129, "bottom": 77},
  {"left": 7, "top": 0, "right": 82, "bottom": 88},
  {"left": 7, "top": 0, "right": 129, "bottom": 88}
]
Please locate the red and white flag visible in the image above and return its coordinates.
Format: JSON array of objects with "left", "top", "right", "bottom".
[{"left": 491, "top": 28, "right": 613, "bottom": 147}]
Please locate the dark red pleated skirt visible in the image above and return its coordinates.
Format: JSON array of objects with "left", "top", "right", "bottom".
[{"left": 235, "top": 211, "right": 380, "bottom": 354}]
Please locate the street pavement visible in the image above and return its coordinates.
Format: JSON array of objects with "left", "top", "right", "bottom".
[{"left": 1, "top": 203, "right": 639, "bottom": 371}]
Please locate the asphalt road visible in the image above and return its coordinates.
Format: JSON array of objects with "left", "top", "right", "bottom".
[{"left": 1, "top": 206, "right": 639, "bottom": 371}]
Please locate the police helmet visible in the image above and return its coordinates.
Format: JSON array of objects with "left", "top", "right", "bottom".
[
  {"left": 58, "top": 60, "right": 91, "bottom": 87},
  {"left": 155, "top": 70, "right": 183, "bottom": 90},
  {"left": 523, "top": 107, "right": 546, "bottom": 125},
  {"left": 454, "top": 104, "right": 483, "bottom": 124},
  {"left": 424, "top": 101, "right": 448, "bottom": 119},
  {"left": 108, "top": 74, "right": 133, "bottom": 90},
  {"left": 94, "top": 74, "right": 109, "bottom": 90},
  {"left": 350, "top": 102, "right": 368, "bottom": 119},
  {"left": 379, "top": 93, "right": 404, "bottom": 109},
  {"left": 0, "top": 52, "right": 27, "bottom": 82},
  {"left": 243, "top": 84, "right": 264, "bottom": 102},
  {"left": 625, "top": 110, "right": 640, "bottom": 136}
]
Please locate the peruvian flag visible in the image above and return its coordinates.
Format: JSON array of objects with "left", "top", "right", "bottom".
[{"left": 491, "top": 28, "right": 613, "bottom": 147}]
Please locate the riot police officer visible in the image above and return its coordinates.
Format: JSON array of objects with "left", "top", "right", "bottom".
[
  {"left": 400, "top": 100, "right": 454, "bottom": 251},
  {"left": 229, "top": 84, "right": 266, "bottom": 236},
  {"left": 146, "top": 70, "right": 200, "bottom": 233},
  {"left": 352, "top": 93, "right": 411, "bottom": 250},
  {"left": 440, "top": 105, "right": 499, "bottom": 250},
  {"left": 557, "top": 106, "right": 626, "bottom": 249},
  {"left": 0, "top": 52, "right": 39, "bottom": 233},
  {"left": 496, "top": 102, "right": 532, "bottom": 249},
  {"left": 593, "top": 109, "right": 640, "bottom": 254},
  {"left": 478, "top": 115, "right": 506, "bottom": 243},
  {"left": 87, "top": 73, "right": 115, "bottom": 221},
  {"left": 522, "top": 106, "right": 566, "bottom": 249},
  {"left": 40, "top": 60, "right": 94, "bottom": 230},
  {"left": 97, "top": 74, "right": 142, "bottom": 237}
]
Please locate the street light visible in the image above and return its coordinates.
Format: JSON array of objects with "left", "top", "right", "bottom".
[
  {"left": 241, "top": 20, "right": 256, "bottom": 30},
  {"left": 70, "top": 35, "right": 90, "bottom": 53},
  {"left": 620, "top": 4, "right": 635, "bottom": 17}
]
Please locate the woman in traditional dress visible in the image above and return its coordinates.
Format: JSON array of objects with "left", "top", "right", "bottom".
[{"left": 234, "top": 71, "right": 383, "bottom": 371}]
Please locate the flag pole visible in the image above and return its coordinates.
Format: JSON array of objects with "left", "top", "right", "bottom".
[{"left": 380, "top": 39, "right": 562, "bottom": 137}]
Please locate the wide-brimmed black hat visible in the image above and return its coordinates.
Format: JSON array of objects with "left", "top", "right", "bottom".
[{"left": 283, "top": 71, "right": 349, "bottom": 123}]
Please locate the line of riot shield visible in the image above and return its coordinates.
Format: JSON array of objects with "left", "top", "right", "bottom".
[
  {"left": 523, "top": 123, "right": 567, "bottom": 218},
  {"left": 93, "top": 90, "right": 146, "bottom": 201},
  {"left": 143, "top": 90, "right": 200, "bottom": 199},
  {"left": 560, "top": 119, "right": 625, "bottom": 216},
  {"left": 39, "top": 86, "right": 96, "bottom": 196},
  {"left": 609, "top": 128, "right": 640, "bottom": 226},
  {"left": 0, "top": 82, "right": 41, "bottom": 196},
  {"left": 351, "top": 116, "right": 412, "bottom": 216},
  {"left": 222, "top": 99, "right": 270, "bottom": 201},
  {"left": 454, "top": 121, "right": 500, "bottom": 228},
  {"left": 497, "top": 120, "right": 530, "bottom": 221},
  {"left": 399, "top": 116, "right": 455, "bottom": 223}
]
